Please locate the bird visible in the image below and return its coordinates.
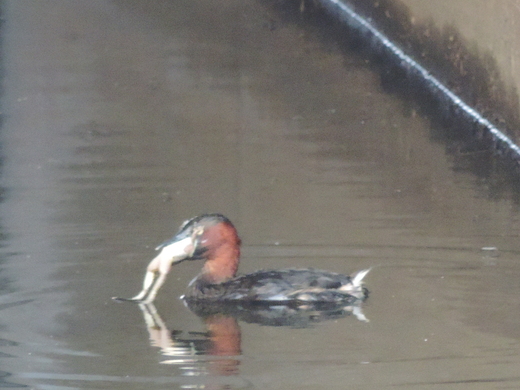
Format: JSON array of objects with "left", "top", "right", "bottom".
[{"left": 114, "top": 213, "right": 370, "bottom": 304}]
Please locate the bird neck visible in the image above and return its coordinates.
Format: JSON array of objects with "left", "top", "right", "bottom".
[{"left": 201, "top": 243, "right": 240, "bottom": 284}]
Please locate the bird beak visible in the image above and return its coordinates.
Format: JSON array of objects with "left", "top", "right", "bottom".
[{"left": 124, "top": 233, "right": 197, "bottom": 303}]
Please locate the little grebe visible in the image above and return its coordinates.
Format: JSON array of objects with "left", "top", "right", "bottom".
[{"left": 116, "top": 214, "right": 370, "bottom": 304}]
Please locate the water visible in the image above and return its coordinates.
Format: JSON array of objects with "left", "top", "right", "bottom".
[{"left": 1, "top": 0, "right": 520, "bottom": 389}]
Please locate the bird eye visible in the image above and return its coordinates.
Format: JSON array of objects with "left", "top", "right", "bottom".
[{"left": 192, "top": 226, "right": 204, "bottom": 238}]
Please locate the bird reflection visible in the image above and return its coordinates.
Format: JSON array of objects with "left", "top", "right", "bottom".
[
  {"left": 134, "top": 297, "right": 368, "bottom": 382},
  {"left": 138, "top": 302, "right": 241, "bottom": 378},
  {"left": 184, "top": 298, "right": 369, "bottom": 327}
]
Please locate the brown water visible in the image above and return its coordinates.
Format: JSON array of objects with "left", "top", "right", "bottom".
[{"left": 1, "top": 0, "right": 520, "bottom": 389}]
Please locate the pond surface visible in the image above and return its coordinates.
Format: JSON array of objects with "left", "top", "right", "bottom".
[{"left": 1, "top": 1, "right": 520, "bottom": 389}]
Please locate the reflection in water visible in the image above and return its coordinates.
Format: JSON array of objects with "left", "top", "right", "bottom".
[
  {"left": 184, "top": 298, "right": 369, "bottom": 326},
  {"left": 0, "top": 300, "right": 33, "bottom": 389},
  {"left": 0, "top": 338, "right": 27, "bottom": 389},
  {"left": 139, "top": 302, "right": 241, "bottom": 389},
  {"left": 140, "top": 303, "right": 241, "bottom": 377},
  {"left": 133, "top": 297, "right": 367, "bottom": 385},
  {"left": 0, "top": 371, "right": 26, "bottom": 389}
]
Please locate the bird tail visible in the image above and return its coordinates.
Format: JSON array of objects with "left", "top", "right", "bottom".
[
  {"left": 352, "top": 268, "right": 371, "bottom": 287},
  {"left": 339, "top": 268, "right": 371, "bottom": 299}
]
